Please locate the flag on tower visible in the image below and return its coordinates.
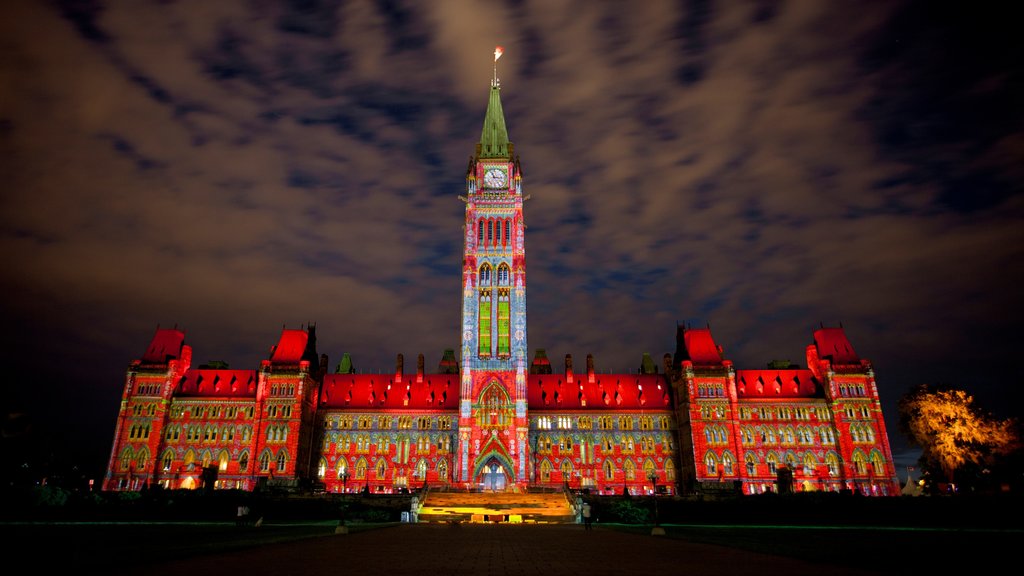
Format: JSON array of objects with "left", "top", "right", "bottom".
[{"left": 494, "top": 46, "right": 504, "bottom": 62}]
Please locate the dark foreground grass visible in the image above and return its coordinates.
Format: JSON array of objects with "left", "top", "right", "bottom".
[
  {"left": 0, "top": 521, "right": 398, "bottom": 572},
  {"left": 606, "top": 522, "right": 1021, "bottom": 573}
]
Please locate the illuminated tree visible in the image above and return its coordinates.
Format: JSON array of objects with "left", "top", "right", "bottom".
[{"left": 898, "top": 384, "right": 1019, "bottom": 486}]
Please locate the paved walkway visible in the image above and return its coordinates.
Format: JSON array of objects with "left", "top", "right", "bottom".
[{"left": 132, "top": 523, "right": 882, "bottom": 576}]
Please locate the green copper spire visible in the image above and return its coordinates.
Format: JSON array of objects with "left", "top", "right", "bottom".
[{"left": 478, "top": 83, "right": 511, "bottom": 158}]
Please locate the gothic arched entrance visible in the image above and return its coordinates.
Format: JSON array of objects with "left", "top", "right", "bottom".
[{"left": 478, "top": 457, "right": 508, "bottom": 491}]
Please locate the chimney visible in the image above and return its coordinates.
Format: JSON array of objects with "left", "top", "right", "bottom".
[
  {"left": 417, "top": 353, "right": 425, "bottom": 384},
  {"left": 586, "top": 353, "right": 595, "bottom": 384},
  {"left": 395, "top": 353, "right": 404, "bottom": 384},
  {"left": 565, "top": 354, "right": 574, "bottom": 386}
]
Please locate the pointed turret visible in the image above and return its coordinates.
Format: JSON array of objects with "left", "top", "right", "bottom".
[{"left": 477, "top": 84, "right": 512, "bottom": 159}]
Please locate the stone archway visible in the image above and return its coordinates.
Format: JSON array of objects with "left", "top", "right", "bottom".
[{"left": 478, "top": 457, "right": 508, "bottom": 491}]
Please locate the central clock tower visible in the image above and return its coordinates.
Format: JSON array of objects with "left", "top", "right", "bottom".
[{"left": 457, "top": 76, "right": 529, "bottom": 490}]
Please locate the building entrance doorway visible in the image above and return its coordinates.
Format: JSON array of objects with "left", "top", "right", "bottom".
[{"left": 480, "top": 459, "right": 507, "bottom": 491}]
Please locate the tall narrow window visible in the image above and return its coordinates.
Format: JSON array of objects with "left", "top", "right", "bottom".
[
  {"left": 487, "top": 220, "right": 493, "bottom": 244},
  {"left": 504, "top": 219, "right": 511, "bottom": 247},
  {"left": 478, "top": 220, "right": 484, "bottom": 245},
  {"left": 478, "top": 290, "right": 492, "bottom": 357},
  {"left": 497, "top": 290, "right": 510, "bottom": 356}
]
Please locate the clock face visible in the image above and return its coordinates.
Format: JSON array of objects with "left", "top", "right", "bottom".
[{"left": 483, "top": 168, "right": 507, "bottom": 189}]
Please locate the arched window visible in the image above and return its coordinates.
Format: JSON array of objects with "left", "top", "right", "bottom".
[
  {"left": 870, "top": 451, "right": 885, "bottom": 475},
  {"left": 336, "top": 458, "right": 348, "bottom": 478},
  {"left": 375, "top": 458, "right": 387, "bottom": 479},
  {"left": 259, "top": 451, "right": 271, "bottom": 472},
  {"left": 497, "top": 290, "right": 510, "bottom": 356},
  {"left": 239, "top": 451, "right": 250, "bottom": 472},
  {"left": 704, "top": 452, "right": 717, "bottom": 476},
  {"left": 504, "top": 219, "right": 510, "bottom": 246},
  {"left": 745, "top": 453, "right": 758, "bottom": 475},
  {"left": 218, "top": 450, "right": 230, "bottom": 472},
  {"left": 478, "top": 289, "right": 492, "bottom": 357},
  {"left": 135, "top": 447, "right": 149, "bottom": 470},
  {"left": 487, "top": 220, "right": 493, "bottom": 244},
  {"left": 276, "top": 450, "right": 288, "bottom": 473},
  {"left": 803, "top": 453, "right": 817, "bottom": 476},
  {"left": 561, "top": 459, "right": 573, "bottom": 480},
  {"left": 723, "top": 452, "right": 734, "bottom": 475},
  {"left": 623, "top": 459, "right": 636, "bottom": 481},
  {"left": 825, "top": 452, "right": 839, "bottom": 475},
  {"left": 852, "top": 451, "right": 867, "bottom": 474},
  {"left": 540, "top": 459, "right": 553, "bottom": 482},
  {"left": 478, "top": 220, "right": 484, "bottom": 245},
  {"left": 355, "top": 458, "right": 368, "bottom": 479},
  {"left": 766, "top": 452, "right": 778, "bottom": 474},
  {"left": 665, "top": 459, "right": 676, "bottom": 481},
  {"left": 603, "top": 460, "right": 616, "bottom": 481},
  {"left": 161, "top": 450, "right": 174, "bottom": 472},
  {"left": 437, "top": 459, "right": 449, "bottom": 481},
  {"left": 415, "top": 459, "right": 427, "bottom": 479}
]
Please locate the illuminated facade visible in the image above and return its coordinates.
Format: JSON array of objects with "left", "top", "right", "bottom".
[{"left": 104, "top": 78, "right": 900, "bottom": 497}]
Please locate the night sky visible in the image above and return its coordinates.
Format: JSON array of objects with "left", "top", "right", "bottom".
[{"left": 2, "top": 0, "right": 1021, "bottom": 483}]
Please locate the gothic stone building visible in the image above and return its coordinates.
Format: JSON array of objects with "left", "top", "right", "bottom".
[{"left": 104, "top": 79, "right": 899, "bottom": 497}]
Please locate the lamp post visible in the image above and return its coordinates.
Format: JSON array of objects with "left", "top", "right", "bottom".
[{"left": 648, "top": 471, "right": 664, "bottom": 536}]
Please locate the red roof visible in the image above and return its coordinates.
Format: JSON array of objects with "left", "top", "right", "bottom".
[
  {"left": 735, "top": 369, "right": 820, "bottom": 398},
  {"left": 270, "top": 329, "right": 309, "bottom": 364},
  {"left": 177, "top": 369, "right": 257, "bottom": 398},
  {"left": 319, "top": 374, "right": 460, "bottom": 410},
  {"left": 683, "top": 328, "right": 724, "bottom": 365},
  {"left": 141, "top": 328, "right": 186, "bottom": 364},
  {"left": 526, "top": 374, "right": 670, "bottom": 410},
  {"left": 813, "top": 327, "right": 859, "bottom": 365}
]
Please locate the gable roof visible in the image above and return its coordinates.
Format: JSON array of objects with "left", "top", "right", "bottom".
[
  {"left": 813, "top": 327, "right": 860, "bottom": 365},
  {"left": 526, "top": 374, "right": 670, "bottom": 410},
  {"left": 176, "top": 369, "right": 257, "bottom": 398},
  {"left": 683, "top": 328, "right": 725, "bottom": 366},
  {"left": 319, "top": 374, "right": 459, "bottom": 410},
  {"left": 141, "top": 328, "right": 186, "bottom": 364},
  {"left": 735, "top": 369, "right": 821, "bottom": 399}
]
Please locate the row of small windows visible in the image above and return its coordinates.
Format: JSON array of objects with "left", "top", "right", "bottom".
[
  {"left": 736, "top": 425, "right": 836, "bottom": 446},
  {"left": 736, "top": 406, "right": 830, "bottom": 421},
  {"left": 844, "top": 405, "right": 873, "bottom": 419},
  {"left": 121, "top": 446, "right": 288, "bottom": 475},
  {"left": 132, "top": 403, "right": 157, "bottom": 416},
  {"left": 136, "top": 382, "right": 162, "bottom": 396},
  {"left": 163, "top": 424, "right": 252, "bottom": 443},
  {"left": 267, "top": 405, "right": 293, "bottom": 418},
  {"left": 321, "top": 456, "right": 450, "bottom": 482},
  {"left": 327, "top": 415, "right": 454, "bottom": 430},
  {"left": 849, "top": 423, "right": 876, "bottom": 443},
  {"left": 534, "top": 434, "right": 670, "bottom": 455},
  {"left": 477, "top": 218, "right": 513, "bottom": 249},
  {"left": 478, "top": 263, "right": 512, "bottom": 286},
  {"left": 703, "top": 449, "right": 886, "bottom": 477},
  {"left": 170, "top": 404, "right": 254, "bottom": 420},
  {"left": 696, "top": 383, "right": 725, "bottom": 398},
  {"left": 324, "top": 433, "right": 453, "bottom": 454},
  {"left": 270, "top": 383, "right": 296, "bottom": 396},
  {"left": 536, "top": 415, "right": 673, "bottom": 430},
  {"left": 585, "top": 458, "right": 675, "bottom": 482},
  {"left": 838, "top": 383, "right": 867, "bottom": 397}
]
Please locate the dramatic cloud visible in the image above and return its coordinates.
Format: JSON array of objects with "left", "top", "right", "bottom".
[{"left": 1, "top": 0, "right": 1021, "bottom": 478}]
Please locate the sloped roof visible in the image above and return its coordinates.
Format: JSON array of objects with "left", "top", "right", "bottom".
[
  {"left": 526, "top": 374, "right": 670, "bottom": 410},
  {"left": 735, "top": 369, "right": 820, "bottom": 399},
  {"left": 141, "top": 328, "right": 186, "bottom": 364},
  {"left": 479, "top": 84, "right": 510, "bottom": 158},
  {"left": 813, "top": 327, "right": 860, "bottom": 365},
  {"left": 176, "top": 369, "right": 257, "bottom": 398},
  {"left": 269, "top": 329, "right": 310, "bottom": 364},
  {"left": 319, "top": 374, "right": 460, "bottom": 410},
  {"left": 683, "top": 328, "right": 724, "bottom": 366}
]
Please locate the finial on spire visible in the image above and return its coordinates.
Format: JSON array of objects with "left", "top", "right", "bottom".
[{"left": 493, "top": 45, "right": 504, "bottom": 87}]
